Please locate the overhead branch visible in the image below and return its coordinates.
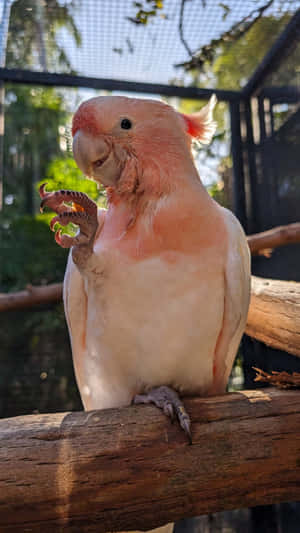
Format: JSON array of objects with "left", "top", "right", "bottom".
[
  {"left": 178, "top": 0, "right": 193, "bottom": 58},
  {"left": 0, "top": 388, "right": 299, "bottom": 531},
  {"left": 176, "top": 0, "right": 275, "bottom": 70}
]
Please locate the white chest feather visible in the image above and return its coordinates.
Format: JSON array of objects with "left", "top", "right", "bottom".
[{"left": 70, "top": 246, "right": 225, "bottom": 410}]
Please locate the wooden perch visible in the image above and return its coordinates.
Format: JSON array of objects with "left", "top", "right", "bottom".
[
  {"left": 247, "top": 222, "right": 300, "bottom": 256},
  {"left": 246, "top": 276, "right": 300, "bottom": 357},
  {"left": 0, "top": 388, "right": 299, "bottom": 532}
]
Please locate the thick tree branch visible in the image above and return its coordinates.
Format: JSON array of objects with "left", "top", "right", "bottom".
[
  {"left": 0, "top": 388, "right": 299, "bottom": 532},
  {"left": 246, "top": 276, "right": 300, "bottom": 357}
]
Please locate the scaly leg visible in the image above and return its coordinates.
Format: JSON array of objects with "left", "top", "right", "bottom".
[
  {"left": 133, "top": 386, "right": 192, "bottom": 443},
  {"left": 39, "top": 183, "right": 99, "bottom": 267}
]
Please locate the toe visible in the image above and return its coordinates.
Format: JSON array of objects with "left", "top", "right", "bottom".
[
  {"left": 133, "top": 386, "right": 192, "bottom": 443},
  {"left": 163, "top": 402, "right": 175, "bottom": 422},
  {"left": 177, "top": 406, "right": 192, "bottom": 444}
]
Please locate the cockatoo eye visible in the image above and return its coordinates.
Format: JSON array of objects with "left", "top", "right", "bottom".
[{"left": 120, "top": 118, "right": 132, "bottom": 130}]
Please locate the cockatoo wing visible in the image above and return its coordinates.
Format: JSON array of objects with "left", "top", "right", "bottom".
[
  {"left": 63, "top": 251, "right": 87, "bottom": 399},
  {"left": 212, "top": 207, "right": 251, "bottom": 393},
  {"left": 63, "top": 209, "right": 106, "bottom": 408}
]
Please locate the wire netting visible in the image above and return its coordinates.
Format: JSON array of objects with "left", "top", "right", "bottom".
[{"left": 5, "top": 0, "right": 300, "bottom": 87}]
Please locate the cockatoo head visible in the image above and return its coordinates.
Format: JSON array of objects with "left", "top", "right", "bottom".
[{"left": 72, "top": 95, "right": 216, "bottom": 197}]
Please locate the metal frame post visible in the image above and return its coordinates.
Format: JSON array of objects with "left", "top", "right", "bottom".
[{"left": 229, "top": 100, "right": 247, "bottom": 230}]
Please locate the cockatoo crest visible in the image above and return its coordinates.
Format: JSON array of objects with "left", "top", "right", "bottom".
[{"left": 180, "top": 95, "right": 217, "bottom": 144}]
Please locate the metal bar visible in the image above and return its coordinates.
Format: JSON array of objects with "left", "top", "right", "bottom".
[
  {"left": 269, "top": 103, "right": 275, "bottom": 136},
  {"left": 271, "top": 106, "right": 300, "bottom": 140},
  {"left": 0, "top": 67, "right": 240, "bottom": 101},
  {"left": 244, "top": 99, "right": 259, "bottom": 233},
  {"left": 242, "top": 9, "right": 300, "bottom": 98},
  {"left": 260, "top": 86, "right": 300, "bottom": 104},
  {"left": 229, "top": 101, "right": 247, "bottom": 230},
  {"left": 0, "top": 0, "right": 15, "bottom": 210},
  {"left": 258, "top": 96, "right": 267, "bottom": 142}
]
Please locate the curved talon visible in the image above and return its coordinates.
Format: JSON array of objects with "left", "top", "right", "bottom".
[
  {"left": 50, "top": 215, "right": 59, "bottom": 232},
  {"left": 39, "top": 183, "right": 49, "bottom": 212},
  {"left": 39, "top": 182, "right": 48, "bottom": 199},
  {"left": 55, "top": 229, "right": 62, "bottom": 245}
]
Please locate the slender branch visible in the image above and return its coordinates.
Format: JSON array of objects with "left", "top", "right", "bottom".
[
  {"left": 247, "top": 222, "right": 300, "bottom": 256},
  {"left": 178, "top": 0, "right": 193, "bottom": 58},
  {"left": 254, "top": 367, "right": 300, "bottom": 388},
  {"left": 176, "top": 0, "right": 275, "bottom": 70},
  {"left": 0, "top": 283, "right": 62, "bottom": 311}
]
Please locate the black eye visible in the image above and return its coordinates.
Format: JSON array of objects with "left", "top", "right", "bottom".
[{"left": 121, "top": 118, "right": 132, "bottom": 130}]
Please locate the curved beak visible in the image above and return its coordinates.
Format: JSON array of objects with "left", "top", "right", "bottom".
[{"left": 73, "top": 131, "right": 122, "bottom": 187}]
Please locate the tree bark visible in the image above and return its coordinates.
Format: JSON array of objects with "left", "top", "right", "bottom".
[
  {"left": 246, "top": 276, "right": 300, "bottom": 357},
  {"left": 0, "top": 388, "right": 299, "bottom": 532}
]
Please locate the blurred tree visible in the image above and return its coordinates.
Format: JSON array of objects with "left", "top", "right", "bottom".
[
  {"left": 2, "top": 0, "right": 82, "bottom": 215},
  {"left": 3, "top": 85, "right": 68, "bottom": 216},
  {"left": 6, "top": 0, "right": 81, "bottom": 72},
  {"left": 212, "top": 14, "right": 290, "bottom": 90}
]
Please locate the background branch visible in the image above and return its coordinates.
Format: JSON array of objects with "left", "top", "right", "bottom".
[{"left": 247, "top": 222, "right": 300, "bottom": 256}]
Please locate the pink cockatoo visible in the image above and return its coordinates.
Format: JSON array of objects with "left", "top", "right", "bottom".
[{"left": 40, "top": 95, "right": 250, "bottom": 442}]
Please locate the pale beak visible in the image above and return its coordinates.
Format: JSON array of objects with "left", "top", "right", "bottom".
[{"left": 73, "top": 131, "right": 123, "bottom": 187}]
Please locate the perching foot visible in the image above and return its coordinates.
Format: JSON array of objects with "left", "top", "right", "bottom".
[
  {"left": 133, "top": 386, "right": 192, "bottom": 443},
  {"left": 39, "top": 184, "right": 98, "bottom": 265}
]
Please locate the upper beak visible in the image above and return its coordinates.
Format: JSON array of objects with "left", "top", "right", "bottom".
[
  {"left": 73, "top": 130, "right": 125, "bottom": 187},
  {"left": 72, "top": 131, "right": 110, "bottom": 178}
]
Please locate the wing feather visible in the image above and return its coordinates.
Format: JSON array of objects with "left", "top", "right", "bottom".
[
  {"left": 212, "top": 207, "right": 251, "bottom": 393},
  {"left": 63, "top": 251, "right": 87, "bottom": 396}
]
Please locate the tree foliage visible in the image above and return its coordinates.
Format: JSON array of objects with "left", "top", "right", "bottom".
[
  {"left": 4, "top": 85, "right": 69, "bottom": 215},
  {"left": 212, "top": 14, "right": 290, "bottom": 90}
]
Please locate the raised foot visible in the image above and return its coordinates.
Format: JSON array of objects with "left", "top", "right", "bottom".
[
  {"left": 39, "top": 183, "right": 98, "bottom": 251},
  {"left": 133, "top": 386, "right": 192, "bottom": 444}
]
